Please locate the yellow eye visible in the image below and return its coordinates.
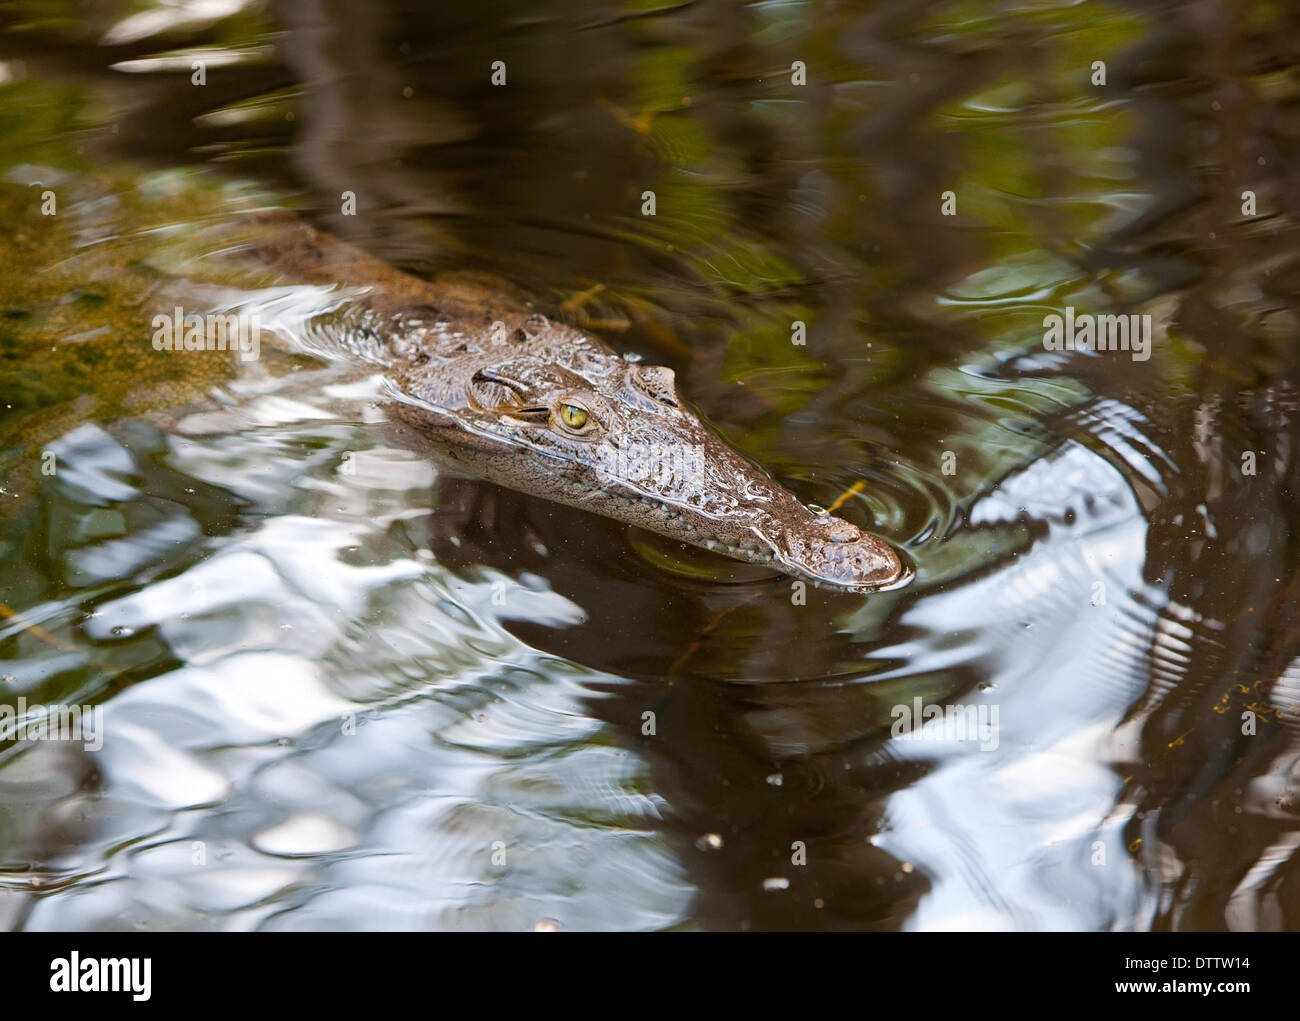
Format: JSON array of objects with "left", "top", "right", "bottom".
[{"left": 559, "top": 404, "right": 588, "bottom": 429}]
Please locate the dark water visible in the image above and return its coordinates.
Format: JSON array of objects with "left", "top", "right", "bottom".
[{"left": 1, "top": 0, "right": 1299, "bottom": 930}]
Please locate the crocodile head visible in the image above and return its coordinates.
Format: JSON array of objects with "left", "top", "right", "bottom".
[{"left": 387, "top": 313, "right": 908, "bottom": 592}]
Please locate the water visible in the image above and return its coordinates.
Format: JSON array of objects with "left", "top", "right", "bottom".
[{"left": 1, "top": 0, "right": 1299, "bottom": 931}]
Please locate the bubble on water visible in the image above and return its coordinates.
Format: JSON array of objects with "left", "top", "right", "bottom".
[
  {"left": 766, "top": 772, "right": 783, "bottom": 786},
  {"left": 109, "top": 625, "right": 134, "bottom": 637},
  {"left": 695, "top": 833, "right": 723, "bottom": 852},
  {"left": 762, "top": 877, "right": 790, "bottom": 892}
]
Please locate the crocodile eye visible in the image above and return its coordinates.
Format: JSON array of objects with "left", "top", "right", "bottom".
[{"left": 558, "top": 403, "right": 588, "bottom": 429}]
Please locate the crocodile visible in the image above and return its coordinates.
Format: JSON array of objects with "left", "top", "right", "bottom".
[{"left": 241, "top": 215, "right": 909, "bottom": 593}]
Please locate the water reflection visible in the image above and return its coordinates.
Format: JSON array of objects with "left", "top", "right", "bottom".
[{"left": 2, "top": 0, "right": 1299, "bottom": 930}]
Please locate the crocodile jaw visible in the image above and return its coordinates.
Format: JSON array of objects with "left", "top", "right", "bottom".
[
  {"left": 653, "top": 497, "right": 909, "bottom": 592},
  {"left": 387, "top": 391, "right": 910, "bottom": 593}
]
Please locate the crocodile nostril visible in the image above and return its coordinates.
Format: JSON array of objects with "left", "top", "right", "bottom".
[{"left": 825, "top": 520, "right": 862, "bottom": 543}]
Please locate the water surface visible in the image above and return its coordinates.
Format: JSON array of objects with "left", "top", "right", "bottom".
[{"left": 2, "top": 0, "right": 1299, "bottom": 931}]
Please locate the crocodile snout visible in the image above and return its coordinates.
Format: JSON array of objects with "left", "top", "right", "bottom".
[{"left": 779, "top": 513, "right": 908, "bottom": 592}]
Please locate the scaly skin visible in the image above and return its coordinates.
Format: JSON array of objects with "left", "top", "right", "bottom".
[{"left": 243, "top": 215, "right": 909, "bottom": 592}]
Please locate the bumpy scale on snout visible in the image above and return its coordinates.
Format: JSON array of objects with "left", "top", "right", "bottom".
[{"left": 386, "top": 311, "right": 908, "bottom": 592}]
